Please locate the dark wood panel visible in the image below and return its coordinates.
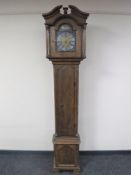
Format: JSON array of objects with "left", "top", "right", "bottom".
[
  {"left": 55, "top": 144, "right": 79, "bottom": 165},
  {"left": 54, "top": 64, "right": 79, "bottom": 136}
]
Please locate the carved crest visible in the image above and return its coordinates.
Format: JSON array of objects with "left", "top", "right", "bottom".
[{"left": 42, "top": 5, "right": 89, "bottom": 26}]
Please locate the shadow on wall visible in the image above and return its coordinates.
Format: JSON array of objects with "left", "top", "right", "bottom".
[{"left": 79, "top": 25, "right": 117, "bottom": 149}]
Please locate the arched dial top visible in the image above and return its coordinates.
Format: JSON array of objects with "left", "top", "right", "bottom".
[{"left": 56, "top": 24, "right": 76, "bottom": 52}]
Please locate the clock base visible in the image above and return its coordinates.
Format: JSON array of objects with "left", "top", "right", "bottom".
[
  {"left": 53, "top": 158, "right": 80, "bottom": 175},
  {"left": 53, "top": 134, "right": 80, "bottom": 175}
]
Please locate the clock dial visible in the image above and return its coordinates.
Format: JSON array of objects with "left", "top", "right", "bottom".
[{"left": 56, "top": 24, "right": 76, "bottom": 52}]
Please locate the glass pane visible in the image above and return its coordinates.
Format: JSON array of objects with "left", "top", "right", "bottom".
[{"left": 56, "top": 24, "right": 76, "bottom": 52}]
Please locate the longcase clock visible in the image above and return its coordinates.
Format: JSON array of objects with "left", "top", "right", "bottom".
[{"left": 42, "top": 5, "right": 89, "bottom": 175}]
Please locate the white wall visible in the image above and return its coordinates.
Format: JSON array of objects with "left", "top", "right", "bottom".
[
  {"left": 0, "top": 14, "right": 131, "bottom": 150},
  {"left": 80, "top": 14, "right": 131, "bottom": 150},
  {"left": 1, "top": 0, "right": 131, "bottom": 15},
  {"left": 0, "top": 15, "right": 54, "bottom": 150}
]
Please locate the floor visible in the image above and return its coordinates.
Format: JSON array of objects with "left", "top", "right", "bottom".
[{"left": 0, "top": 151, "right": 131, "bottom": 175}]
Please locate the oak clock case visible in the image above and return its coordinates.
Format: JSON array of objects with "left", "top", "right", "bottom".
[{"left": 43, "top": 5, "right": 89, "bottom": 175}]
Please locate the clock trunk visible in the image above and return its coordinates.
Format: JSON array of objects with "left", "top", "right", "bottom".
[{"left": 54, "top": 63, "right": 78, "bottom": 136}]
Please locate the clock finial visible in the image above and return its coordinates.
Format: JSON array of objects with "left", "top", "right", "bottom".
[{"left": 63, "top": 7, "right": 68, "bottom": 14}]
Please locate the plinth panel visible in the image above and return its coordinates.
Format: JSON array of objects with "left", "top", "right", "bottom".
[
  {"left": 53, "top": 134, "right": 80, "bottom": 171},
  {"left": 55, "top": 144, "right": 79, "bottom": 166}
]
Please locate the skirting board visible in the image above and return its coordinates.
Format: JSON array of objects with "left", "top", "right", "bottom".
[{"left": 0, "top": 150, "right": 131, "bottom": 155}]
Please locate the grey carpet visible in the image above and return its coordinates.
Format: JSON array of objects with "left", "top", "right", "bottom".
[{"left": 0, "top": 151, "right": 131, "bottom": 175}]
